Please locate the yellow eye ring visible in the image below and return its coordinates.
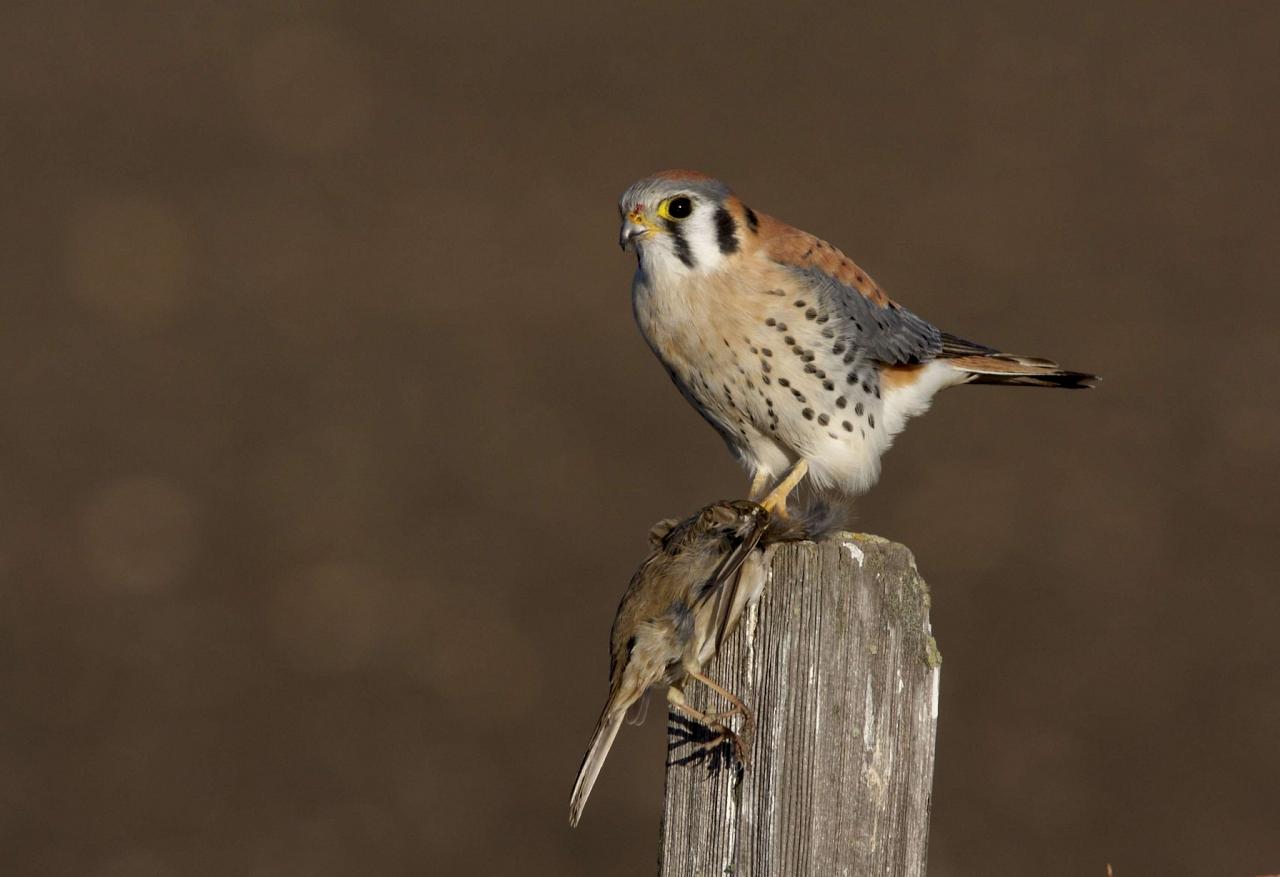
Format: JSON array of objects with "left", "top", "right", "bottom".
[{"left": 658, "top": 196, "right": 693, "bottom": 221}]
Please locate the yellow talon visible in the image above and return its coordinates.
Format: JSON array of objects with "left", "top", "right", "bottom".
[{"left": 758, "top": 459, "right": 808, "bottom": 516}]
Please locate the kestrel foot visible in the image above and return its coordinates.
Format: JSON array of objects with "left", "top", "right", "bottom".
[{"left": 758, "top": 459, "right": 809, "bottom": 518}]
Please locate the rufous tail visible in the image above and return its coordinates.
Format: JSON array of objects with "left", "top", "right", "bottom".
[{"left": 940, "top": 332, "right": 1096, "bottom": 389}]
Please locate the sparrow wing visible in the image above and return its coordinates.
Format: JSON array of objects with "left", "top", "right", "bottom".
[{"left": 690, "top": 521, "right": 769, "bottom": 655}]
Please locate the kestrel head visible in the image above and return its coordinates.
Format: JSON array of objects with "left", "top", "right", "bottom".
[{"left": 618, "top": 171, "right": 757, "bottom": 276}]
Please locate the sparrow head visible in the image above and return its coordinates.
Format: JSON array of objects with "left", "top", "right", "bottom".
[
  {"left": 650, "top": 499, "right": 768, "bottom": 557},
  {"left": 695, "top": 499, "right": 769, "bottom": 542},
  {"left": 618, "top": 171, "right": 757, "bottom": 275}
]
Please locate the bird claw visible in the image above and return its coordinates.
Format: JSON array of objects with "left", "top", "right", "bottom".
[
  {"left": 758, "top": 459, "right": 809, "bottom": 517},
  {"left": 666, "top": 714, "right": 750, "bottom": 773},
  {"left": 688, "top": 715, "right": 752, "bottom": 769}
]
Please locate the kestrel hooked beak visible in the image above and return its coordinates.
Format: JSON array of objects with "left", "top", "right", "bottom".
[{"left": 619, "top": 207, "right": 657, "bottom": 250}]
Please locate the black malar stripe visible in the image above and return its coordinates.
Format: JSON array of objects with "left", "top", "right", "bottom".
[{"left": 666, "top": 219, "right": 696, "bottom": 268}]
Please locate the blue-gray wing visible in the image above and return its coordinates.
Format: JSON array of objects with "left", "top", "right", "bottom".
[{"left": 788, "top": 266, "right": 943, "bottom": 365}]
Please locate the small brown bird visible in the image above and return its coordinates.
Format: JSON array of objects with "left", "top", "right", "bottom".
[{"left": 568, "top": 498, "right": 777, "bottom": 828}]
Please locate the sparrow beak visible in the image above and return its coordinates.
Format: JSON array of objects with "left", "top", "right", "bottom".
[{"left": 619, "top": 210, "right": 655, "bottom": 250}]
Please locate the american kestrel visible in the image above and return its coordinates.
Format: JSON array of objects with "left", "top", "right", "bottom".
[{"left": 619, "top": 170, "right": 1095, "bottom": 511}]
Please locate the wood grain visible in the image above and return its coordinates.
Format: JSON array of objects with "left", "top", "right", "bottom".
[{"left": 660, "top": 534, "right": 940, "bottom": 876}]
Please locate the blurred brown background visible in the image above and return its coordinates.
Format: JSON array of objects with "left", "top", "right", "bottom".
[{"left": 2, "top": 1, "right": 1278, "bottom": 874}]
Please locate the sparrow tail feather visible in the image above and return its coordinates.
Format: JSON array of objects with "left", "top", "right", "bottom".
[{"left": 569, "top": 709, "right": 626, "bottom": 827}]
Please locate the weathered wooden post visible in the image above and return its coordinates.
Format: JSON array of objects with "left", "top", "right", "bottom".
[{"left": 660, "top": 534, "right": 941, "bottom": 876}]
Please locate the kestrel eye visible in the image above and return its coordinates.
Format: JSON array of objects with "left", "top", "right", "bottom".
[{"left": 663, "top": 197, "right": 693, "bottom": 220}]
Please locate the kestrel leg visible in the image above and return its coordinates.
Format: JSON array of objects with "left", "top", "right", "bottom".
[
  {"left": 759, "top": 458, "right": 809, "bottom": 517},
  {"left": 748, "top": 469, "right": 770, "bottom": 502}
]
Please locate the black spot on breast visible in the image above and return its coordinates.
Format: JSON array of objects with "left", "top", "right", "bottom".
[
  {"left": 784, "top": 336, "right": 796, "bottom": 345},
  {"left": 776, "top": 322, "right": 788, "bottom": 331},
  {"left": 821, "top": 327, "right": 834, "bottom": 339},
  {"left": 804, "top": 308, "right": 817, "bottom": 320},
  {"left": 765, "top": 317, "right": 776, "bottom": 327},
  {"left": 803, "top": 363, "right": 817, "bottom": 374},
  {"left": 842, "top": 420, "right": 853, "bottom": 431},
  {"left": 868, "top": 414, "right": 875, "bottom": 428},
  {"left": 855, "top": 402, "right": 864, "bottom": 415},
  {"left": 778, "top": 378, "right": 790, "bottom": 387},
  {"left": 714, "top": 207, "right": 739, "bottom": 254},
  {"left": 836, "top": 396, "right": 847, "bottom": 407},
  {"left": 833, "top": 342, "right": 846, "bottom": 355},
  {"left": 761, "top": 348, "right": 772, "bottom": 357},
  {"left": 862, "top": 382, "right": 872, "bottom": 393},
  {"left": 802, "top": 408, "right": 814, "bottom": 420},
  {"left": 823, "top": 380, "right": 835, "bottom": 391},
  {"left": 847, "top": 372, "right": 858, "bottom": 384},
  {"left": 761, "top": 360, "right": 771, "bottom": 372},
  {"left": 794, "top": 300, "right": 806, "bottom": 308},
  {"left": 817, "top": 413, "right": 830, "bottom": 425},
  {"left": 791, "top": 389, "right": 806, "bottom": 402}
]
